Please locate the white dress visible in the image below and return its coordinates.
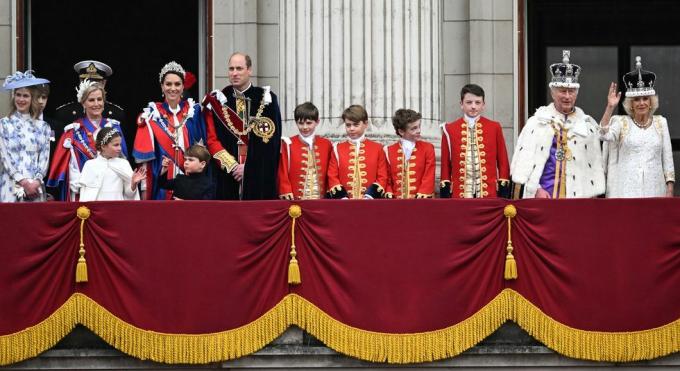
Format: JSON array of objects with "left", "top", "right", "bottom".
[
  {"left": 601, "top": 115, "right": 675, "bottom": 198},
  {"left": 77, "top": 155, "right": 139, "bottom": 201}
]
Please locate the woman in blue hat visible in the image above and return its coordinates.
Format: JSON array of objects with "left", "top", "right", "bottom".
[{"left": 0, "top": 70, "right": 52, "bottom": 202}]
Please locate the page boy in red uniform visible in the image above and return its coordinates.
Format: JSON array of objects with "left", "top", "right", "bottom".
[
  {"left": 327, "top": 105, "right": 388, "bottom": 199},
  {"left": 440, "top": 84, "right": 510, "bottom": 198},
  {"left": 277, "top": 102, "right": 332, "bottom": 200},
  {"left": 383, "top": 109, "right": 435, "bottom": 199}
]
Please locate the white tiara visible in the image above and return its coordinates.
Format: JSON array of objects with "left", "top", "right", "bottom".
[
  {"left": 159, "top": 61, "right": 185, "bottom": 83},
  {"left": 100, "top": 129, "right": 119, "bottom": 146},
  {"left": 76, "top": 79, "right": 97, "bottom": 102}
]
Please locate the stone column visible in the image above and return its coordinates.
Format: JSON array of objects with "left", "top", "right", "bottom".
[
  {"left": 442, "top": 0, "right": 515, "bottom": 153},
  {"left": 212, "top": 0, "right": 280, "bottom": 93},
  {"left": 0, "top": 0, "right": 15, "bottom": 117},
  {"left": 279, "top": 0, "right": 441, "bottom": 143}
]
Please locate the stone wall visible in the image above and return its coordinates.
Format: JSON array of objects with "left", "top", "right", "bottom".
[
  {"left": 211, "top": 0, "right": 517, "bottom": 164},
  {"left": 0, "top": 0, "right": 14, "bottom": 118},
  {"left": 442, "top": 0, "right": 515, "bottom": 154}
]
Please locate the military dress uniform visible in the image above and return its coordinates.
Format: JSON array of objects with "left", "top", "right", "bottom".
[
  {"left": 202, "top": 84, "right": 282, "bottom": 200},
  {"left": 440, "top": 116, "right": 510, "bottom": 198},
  {"left": 278, "top": 135, "right": 332, "bottom": 200},
  {"left": 383, "top": 139, "right": 436, "bottom": 199},
  {"left": 327, "top": 137, "right": 389, "bottom": 199}
]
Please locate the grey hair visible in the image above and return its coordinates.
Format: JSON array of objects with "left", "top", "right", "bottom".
[{"left": 622, "top": 95, "right": 659, "bottom": 117}]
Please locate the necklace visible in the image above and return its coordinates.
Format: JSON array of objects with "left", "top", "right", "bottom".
[
  {"left": 632, "top": 117, "right": 652, "bottom": 129},
  {"left": 221, "top": 92, "right": 266, "bottom": 136}
]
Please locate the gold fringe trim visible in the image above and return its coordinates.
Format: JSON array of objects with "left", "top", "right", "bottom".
[
  {"left": 507, "top": 289, "right": 680, "bottom": 362},
  {"left": 2, "top": 291, "right": 680, "bottom": 365},
  {"left": 288, "top": 293, "right": 509, "bottom": 363},
  {"left": 76, "top": 293, "right": 290, "bottom": 364},
  {"left": 0, "top": 297, "right": 78, "bottom": 365}
]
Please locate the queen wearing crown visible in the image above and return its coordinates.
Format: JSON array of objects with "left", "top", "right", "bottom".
[
  {"left": 599, "top": 57, "right": 675, "bottom": 197},
  {"left": 47, "top": 80, "right": 127, "bottom": 201},
  {"left": 510, "top": 50, "right": 605, "bottom": 199},
  {"left": 132, "top": 61, "right": 206, "bottom": 200}
]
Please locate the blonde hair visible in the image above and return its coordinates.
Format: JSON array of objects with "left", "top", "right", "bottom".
[
  {"left": 78, "top": 83, "right": 107, "bottom": 105},
  {"left": 622, "top": 95, "right": 658, "bottom": 117}
]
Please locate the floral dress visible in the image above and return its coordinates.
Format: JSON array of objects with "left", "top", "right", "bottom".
[{"left": 0, "top": 112, "right": 52, "bottom": 202}]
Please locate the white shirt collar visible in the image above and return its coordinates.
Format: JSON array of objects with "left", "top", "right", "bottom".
[
  {"left": 300, "top": 134, "right": 315, "bottom": 147},
  {"left": 235, "top": 82, "right": 252, "bottom": 95},
  {"left": 400, "top": 138, "right": 416, "bottom": 151},
  {"left": 400, "top": 138, "right": 416, "bottom": 160},
  {"left": 348, "top": 135, "right": 365, "bottom": 145},
  {"left": 464, "top": 114, "right": 479, "bottom": 127},
  {"left": 168, "top": 105, "right": 181, "bottom": 115}
]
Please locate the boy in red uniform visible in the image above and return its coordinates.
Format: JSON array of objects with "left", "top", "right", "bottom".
[
  {"left": 327, "top": 105, "right": 388, "bottom": 199},
  {"left": 278, "top": 102, "right": 332, "bottom": 200},
  {"left": 440, "top": 84, "right": 510, "bottom": 198},
  {"left": 383, "top": 109, "right": 435, "bottom": 199}
]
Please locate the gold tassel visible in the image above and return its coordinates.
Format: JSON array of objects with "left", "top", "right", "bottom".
[
  {"left": 288, "top": 205, "right": 302, "bottom": 285},
  {"left": 76, "top": 206, "right": 91, "bottom": 283},
  {"left": 503, "top": 204, "right": 518, "bottom": 280}
]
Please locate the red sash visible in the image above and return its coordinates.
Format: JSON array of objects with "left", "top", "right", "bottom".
[
  {"left": 148, "top": 104, "right": 187, "bottom": 169},
  {"left": 202, "top": 94, "right": 249, "bottom": 145}
]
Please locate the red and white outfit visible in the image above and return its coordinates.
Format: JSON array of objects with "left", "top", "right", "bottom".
[
  {"left": 278, "top": 134, "right": 332, "bottom": 200},
  {"left": 327, "top": 136, "right": 389, "bottom": 199},
  {"left": 440, "top": 116, "right": 510, "bottom": 198},
  {"left": 383, "top": 139, "right": 436, "bottom": 199}
]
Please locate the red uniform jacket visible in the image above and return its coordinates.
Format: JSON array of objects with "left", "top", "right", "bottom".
[
  {"left": 327, "top": 138, "right": 389, "bottom": 199},
  {"left": 278, "top": 135, "right": 332, "bottom": 200},
  {"left": 383, "top": 140, "right": 436, "bottom": 199},
  {"left": 440, "top": 116, "right": 510, "bottom": 198}
]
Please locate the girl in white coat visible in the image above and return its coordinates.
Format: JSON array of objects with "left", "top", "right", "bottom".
[{"left": 77, "top": 128, "right": 145, "bottom": 201}]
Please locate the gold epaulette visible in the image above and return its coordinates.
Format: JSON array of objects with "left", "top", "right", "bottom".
[{"left": 213, "top": 150, "right": 238, "bottom": 173}]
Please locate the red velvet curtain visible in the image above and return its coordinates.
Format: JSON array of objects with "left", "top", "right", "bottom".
[{"left": 1, "top": 199, "right": 679, "bottom": 364}]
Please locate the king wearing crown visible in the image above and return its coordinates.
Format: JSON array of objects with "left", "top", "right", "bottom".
[{"left": 510, "top": 50, "right": 605, "bottom": 199}]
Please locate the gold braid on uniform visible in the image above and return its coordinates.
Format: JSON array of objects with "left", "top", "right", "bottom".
[{"left": 213, "top": 150, "right": 238, "bottom": 173}]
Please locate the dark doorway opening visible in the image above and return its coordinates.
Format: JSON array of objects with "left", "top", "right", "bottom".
[
  {"left": 29, "top": 0, "right": 200, "bottom": 156},
  {"left": 527, "top": 0, "right": 680, "bottom": 142}
]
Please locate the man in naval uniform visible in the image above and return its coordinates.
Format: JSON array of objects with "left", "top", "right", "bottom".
[
  {"left": 202, "top": 52, "right": 282, "bottom": 200},
  {"left": 53, "top": 60, "right": 127, "bottom": 152},
  {"left": 510, "top": 50, "right": 605, "bottom": 198}
]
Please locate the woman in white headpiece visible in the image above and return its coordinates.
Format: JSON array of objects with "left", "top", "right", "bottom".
[
  {"left": 599, "top": 56, "right": 675, "bottom": 197},
  {"left": 47, "top": 80, "right": 127, "bottom": 200},
  {"left": 0, "top": 71, "right": 52, "bottom": 202},
  {"left": 132, "top": 61, "right": 206, "bottom": 200}
]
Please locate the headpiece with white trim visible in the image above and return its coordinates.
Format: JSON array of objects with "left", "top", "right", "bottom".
[
  {"left": 2, "top": 70, "right": 50, "bottom": 91},
  {"left": 74, "top": 60, "right": 113, "bottom": 81},
  {"left": 622, "top": 56, "right": 656, "bottom": 97},
  {"left": 549, "top": 50, "right": 581, "bottom": 89}
]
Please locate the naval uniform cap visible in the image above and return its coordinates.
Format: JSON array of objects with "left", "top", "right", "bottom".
[{"left": 74, "top": 60, "right": 113, "bottom": 81}]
